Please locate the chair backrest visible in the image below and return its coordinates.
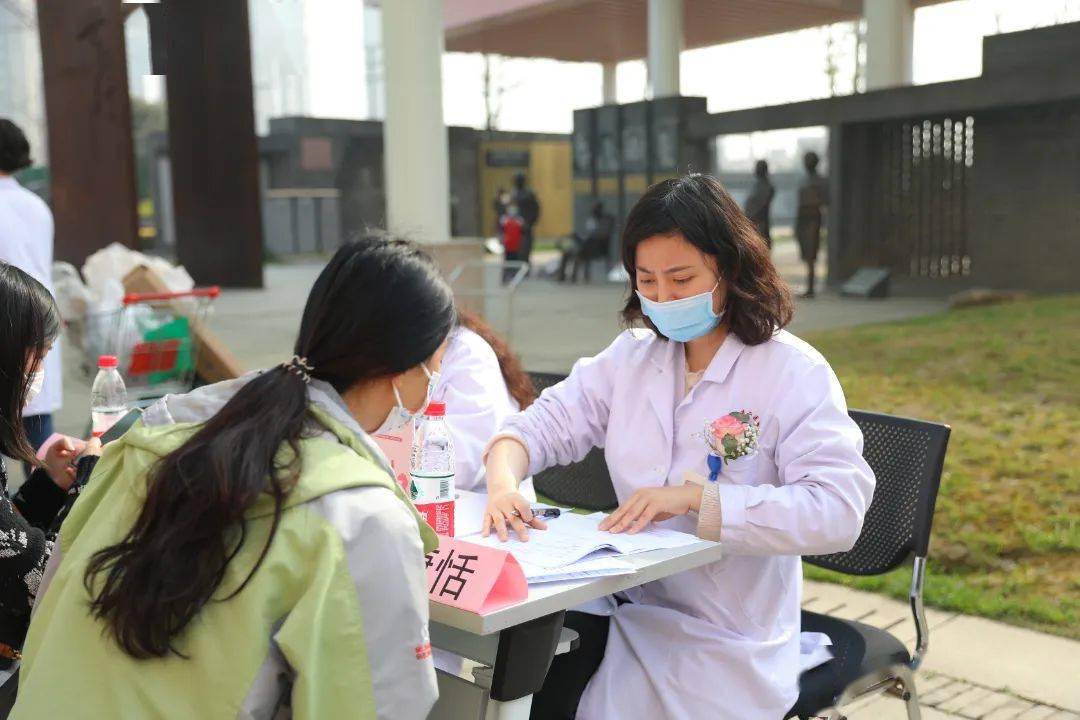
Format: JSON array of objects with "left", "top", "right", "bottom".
[
  {"left": 526, "top": 372, "right": 619, "bottom": 511},
  {"left": 806, "top": 410, "right": 950, "bottom": 576}
]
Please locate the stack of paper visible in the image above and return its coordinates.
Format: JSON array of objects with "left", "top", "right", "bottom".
[
  {"left": 468, "top": 512, "right": 700, "bottom": 567},
  {"left": 517, "top": 556, "right": 637, "bottom": 584},
  {"left": 456, "top": 494, "right": 703, "bottom": 585}
]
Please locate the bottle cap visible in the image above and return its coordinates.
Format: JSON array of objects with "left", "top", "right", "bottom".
[
  {"left": 98, "top": 355, "right": 119, "bottom": 369},
  {"left": 423, "top": 401, "right": 446, "bottom": 417}
]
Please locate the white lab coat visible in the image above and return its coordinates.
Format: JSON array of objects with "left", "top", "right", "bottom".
[
  {"left": 435, "top": 326, "right": 519, "bottom": 491},
  {"left": 499, "top": 328, "right": 875, "bottom": 719},
  {"left": 0, "top": 176, "right": 61, "bottom": 416}
]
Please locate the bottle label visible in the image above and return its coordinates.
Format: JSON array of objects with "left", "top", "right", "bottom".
[
  {"left": 409, "top": 471, "right": 454, "bottom": 503},
  {"left": 416, "top": 498, "right": 455, "bottom": 537}
]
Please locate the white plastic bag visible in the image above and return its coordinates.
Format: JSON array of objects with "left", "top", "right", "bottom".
[
  {"left": 81, "top": 243, "right": 194, "bottom": 312},
  {"left": 51, "top": 261, "right": 93, "bottom": 322}
]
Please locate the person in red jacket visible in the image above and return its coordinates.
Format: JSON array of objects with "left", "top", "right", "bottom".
[{"left": 499, "top": 205, "right": 525, "bottom": 285}]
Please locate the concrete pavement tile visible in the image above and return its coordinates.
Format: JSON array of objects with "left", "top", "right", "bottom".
[
  {"left": 1045, "top": 711, "right": 1080, "bottom": 720},
  {"left": 922, "top": 616, "right": 1080, "bottom": 712},
  {"left": 844, "top": 693, "right": 929, "bottom": 720},
  {"left": 801, "top": 581, "right": 910, "bottom": 628},
  {"left": 982, "top": 700, "right": 1038, "bottom": 720},
  {"left": 958, "top": 690, "right": 1019, "bottom": 719},
  {"left": 923, "top": 680, "right": 973, "bottom": 707},
  {"left": 1013, "top": 706, "right": 1059, "bottom": 720},
  {"left": 939, "top": 686, "right": 992, "bottom": 714},
  {"left": 917, "top": 672, "right": 958, "bottom": 695}
]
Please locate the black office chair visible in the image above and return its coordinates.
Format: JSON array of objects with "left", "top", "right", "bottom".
[
  {"left": 525, "top": 372, "right": 619, "bottom": 511},
  {"left": 789, "top": 410, "right": 950, "bottom": 720}
]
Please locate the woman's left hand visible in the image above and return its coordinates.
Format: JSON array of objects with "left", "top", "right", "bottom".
[
  {"left": 78, "top": 437, "right": 103, "bottom": 460},
  {"left": 599, "top": 484, "right": 704, "bottom": 534}
]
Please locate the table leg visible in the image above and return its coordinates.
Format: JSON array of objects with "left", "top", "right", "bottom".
[{"left": 430, "top": 612, "right": 566, "bottom": 719}]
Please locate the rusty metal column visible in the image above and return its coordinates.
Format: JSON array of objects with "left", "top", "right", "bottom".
[
  {"left": 160, "top": 0, "right": 264, "bottom": 287},
  {"left": 36, "top": 0, "right": 139, "bottom": 265}
]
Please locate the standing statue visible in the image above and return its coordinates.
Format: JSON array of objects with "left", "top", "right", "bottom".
[
  {"left": 743, "top": 160, "right": 776, "bottom": 249},
  {"left": 796, "top": 151, "right": 829, "bottom": 298}
]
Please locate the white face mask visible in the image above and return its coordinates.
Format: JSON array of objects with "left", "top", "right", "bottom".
[
  {"left": 25, "top": 369, "right": 45, "bottom": 406},
  {"left": 374, "top": 363, "right": 440, "bottom": 436}
]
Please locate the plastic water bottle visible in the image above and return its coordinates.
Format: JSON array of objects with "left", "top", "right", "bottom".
[
  {"left": 90, "top": 355, "right": 128, "bottom": 438},
  {"left": 409, "top": 401, "right": 456, "bottom": 536}
]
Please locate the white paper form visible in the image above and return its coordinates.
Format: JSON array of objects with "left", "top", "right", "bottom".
[{"left": 467, "top": 510, "right": 702, "bottom": 569}]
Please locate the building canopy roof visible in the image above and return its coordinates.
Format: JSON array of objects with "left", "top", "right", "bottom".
[{"left": 444, "top": 0, "right": 945, "bottom": 63}]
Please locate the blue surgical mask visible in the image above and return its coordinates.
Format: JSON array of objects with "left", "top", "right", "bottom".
[{"left": 636, "top": 284, "right": 723, "bottom": 342}]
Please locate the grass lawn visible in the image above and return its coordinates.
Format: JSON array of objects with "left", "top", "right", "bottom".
[{"left": 802, "top": 294, "right": 1079, "bottom": 639}]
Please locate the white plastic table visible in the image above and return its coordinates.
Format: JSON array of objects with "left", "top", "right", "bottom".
[{"left": 428, "top": 539, "right": 723, "bottom": 720}]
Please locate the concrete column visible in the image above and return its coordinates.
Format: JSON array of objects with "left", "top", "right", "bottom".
[
  {"left": 826, "top": 124, "right": 844, "bottom": 288},
  {"left": 162, "top": 0, "right": 264, "bottom": 287},
  {"left": 602, "top": 61, "right": 618, "bottom": 104},
  {"left": 382, "top": 0, "right": 450, "bottom": 243},
  {"left": 647, "top": 0, "right": 682, "bottom": 98},
  {"left": 864, "top": 0, "right": 913, "bottom": 90}
]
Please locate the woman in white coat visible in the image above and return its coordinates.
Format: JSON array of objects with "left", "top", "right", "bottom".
[
  {"left": 436, "top": 312, "right": 535, "bottom": 491},
  {"left": 482, "top": 174, "right": 875, "bottom": 719},
  {"left": 374, "top": 311, "right": 534, "bottom": 495}
]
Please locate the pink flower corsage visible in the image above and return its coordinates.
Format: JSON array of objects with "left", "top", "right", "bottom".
[{"left": 705, "top": 410, "right": 760, "bottom": 482}]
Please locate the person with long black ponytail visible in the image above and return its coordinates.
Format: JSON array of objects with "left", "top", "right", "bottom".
[
  {"left": 12, "top": 237, "right": 456, "bottom": 720},
  {"left": 0, "top": 263, "right": 100, "bottom": 714}
]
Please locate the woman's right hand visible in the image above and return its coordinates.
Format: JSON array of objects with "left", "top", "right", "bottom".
[{"left": 482, "top": 489, "right": 547, "bottom": 542}]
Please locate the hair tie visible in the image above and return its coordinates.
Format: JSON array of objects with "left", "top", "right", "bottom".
[{"left": 281, "top": 355, "right": 314, "bottom": 384}]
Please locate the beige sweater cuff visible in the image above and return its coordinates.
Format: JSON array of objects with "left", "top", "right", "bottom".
[{"left": 697, "top": 481, "right": 723, "bottom": 542}]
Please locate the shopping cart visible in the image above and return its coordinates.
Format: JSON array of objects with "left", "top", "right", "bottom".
[{"left": 74, "top": 287, "right": 221, "bottom": 404}]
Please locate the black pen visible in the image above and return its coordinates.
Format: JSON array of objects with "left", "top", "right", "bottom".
[{"left": 511, "top": 507, "right": 561, "bottom": 519}]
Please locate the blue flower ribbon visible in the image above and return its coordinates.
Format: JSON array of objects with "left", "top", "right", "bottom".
[{"left": 707, "top": 454, "right": 724, "bottom": 483}]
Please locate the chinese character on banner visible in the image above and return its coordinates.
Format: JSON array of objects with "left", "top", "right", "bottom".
[
  {"left": 438, "top": 553, "right": 478, "bottom": 601},
  {"left": 426, "top": 549, "right": 479, "bottom": 601},
  {"left": 427, "top": 547, "right": 450, "bottom": 593},
  {"left": 423, "top": 538, "right": 527, "bottom": 613}
]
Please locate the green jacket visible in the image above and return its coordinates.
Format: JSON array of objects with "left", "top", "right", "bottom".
[{"left": 14, "top": 381, "right": 438, "bottom": 720}]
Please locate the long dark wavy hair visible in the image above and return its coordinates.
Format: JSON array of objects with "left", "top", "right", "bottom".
[
  {"left": 0, "top": 263, "right": 60, "bottom": 466},
  {"left": 84, "top": 236, "right": 457, "bottom": 659},
  {"left": 457, "top": 310, "right": 536, "bottom": 408},
  {"left": 621, "top": 174, "right": 794, "bottom": 346}
]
